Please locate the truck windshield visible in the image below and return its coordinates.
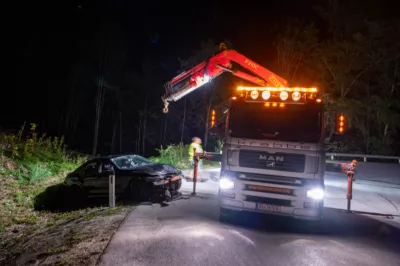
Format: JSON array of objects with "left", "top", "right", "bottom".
[{"left": 229, "top": 101, "right": 322, "bottom": 143}]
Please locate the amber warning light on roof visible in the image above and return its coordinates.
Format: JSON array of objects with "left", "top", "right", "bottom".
[{"left": 237, "top": 86, "right": 318, "bottom": 92}]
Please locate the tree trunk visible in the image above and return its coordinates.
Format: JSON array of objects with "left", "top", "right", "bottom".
[
  {"left": 366, "top": 81, "right": 370, "bottom": 154},
  {"left": 70, "top": 108, "right": 80, "bottom": 143},
  {"left": 63, "top": 84, "right": 81, "bottom": 145},
  {"left": 203, "top": 85, "right": 215, "bottom": 149},
  {"left": 383, "top": 62, "right": 397, "bottom": 146},
  {"left": 111, "top": 116, "right": 117, "bottom": 154},
  {"left": 163, "top": 112, "right": 168, "bottom": 146},
  {"left": 142, "top": 92, "right": 148, "bottom": 156},
  {"left": 119, "top": 111, "right": 122, "bottom": 153},
  {"left": 92, "top": 75, "right": 105, "bottom": 156},
  {"left": 92, "top": 47, "right": 108, "bottom": 156},
  {"left": 137, "top": 114, "right": 142, "bottom": 154},
  {"left": 180, "top": 97, "right": 187, "bottom": 144}
]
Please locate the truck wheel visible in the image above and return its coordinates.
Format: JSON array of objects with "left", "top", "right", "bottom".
[{"left": 219, "top": 207, "right": 232, "bottom": 223}]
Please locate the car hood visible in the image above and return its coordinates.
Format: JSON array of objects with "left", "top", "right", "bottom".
[{"left": 124, "top": 163, "right": 182, "bottom": 176}]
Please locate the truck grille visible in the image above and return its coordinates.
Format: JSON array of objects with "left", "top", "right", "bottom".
[
  {"left": 239, "top": 150, "right": 305, "bottom": 173},
  {"left": 236, "top": 172, "right": 302, "bottom": 186}
]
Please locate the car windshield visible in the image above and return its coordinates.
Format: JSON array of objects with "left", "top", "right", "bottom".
[
  {"left": 111, "top": 155, "right": 153, "bottom": 169},
  {"left": 229, "top": 101, "right": 322, "bottom": 143}
]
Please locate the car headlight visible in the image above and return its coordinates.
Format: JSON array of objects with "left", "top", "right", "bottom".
[
  {"left": 219, "top": 178, "right": 234, "bottom": 190},
  {"left": 306, "top": 188, "right": 324, "bottom": 200},
  {"left": 146, "top": 176, "right": 164, "bottom": 185}
]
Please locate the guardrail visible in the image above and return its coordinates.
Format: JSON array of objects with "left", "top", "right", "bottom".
[{"left": 326, "top": 153, "right": 400, "bottom": 163}]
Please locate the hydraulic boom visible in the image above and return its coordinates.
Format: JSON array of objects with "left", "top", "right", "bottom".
[{"left": 162, "top": 43, "right": 288, "bottom": 113}]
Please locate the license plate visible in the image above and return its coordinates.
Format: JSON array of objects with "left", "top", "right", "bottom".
[
  {"left": 248, "top": 185, "right": 291, "bottom": 195},
  {"left": 256, "top": 203, "right": 281, "bottom": 213}
]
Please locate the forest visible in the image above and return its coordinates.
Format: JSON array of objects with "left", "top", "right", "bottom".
[{"left": 23, "top": 1, "right": 400, "bottom": 157}]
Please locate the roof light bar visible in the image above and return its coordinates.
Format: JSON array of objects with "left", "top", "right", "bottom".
[
  {"left": 292, "top": 91, "right": 301, "bottom": 101},
  {"left": 261, "top": 91, "right": 271, "bottom": 100},
  {"left": 250, "top": 90, "right": 259, "bottom": 99},
  {"left": 279, "top": 91, "right": 289, "bottom": 101},
  {"left": 237, "top": 86, "right": 318, "bottom": 93}
]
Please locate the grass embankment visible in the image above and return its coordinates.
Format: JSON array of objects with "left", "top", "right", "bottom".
[
  {"left": 0, "top": 123, "right": 132, "bottom": 266},
  {"left": 150, "top": 143, "right": 222, "bottom": 170}
]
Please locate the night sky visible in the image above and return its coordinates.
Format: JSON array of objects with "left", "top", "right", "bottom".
[
  {"left": 5, "top": 0, "right": 398, "bottom": 154},
  {"left": 7, "top": 0, "right": 316, "bottom": 126}
]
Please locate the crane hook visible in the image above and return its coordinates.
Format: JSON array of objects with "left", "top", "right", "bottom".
[
  {"left": 219, "top": 43, "right": 227, "bottom": 51},
  {"left": 162, "top": 100, "right": 169, "bottom": 113}
]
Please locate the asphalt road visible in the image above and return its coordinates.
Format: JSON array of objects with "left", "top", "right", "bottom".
[
  {"left": 98, "top": 196, "right": 400, "bottom": 266},
  {"left": 179, "top": 169, "right": 400, "bottom": 215}
]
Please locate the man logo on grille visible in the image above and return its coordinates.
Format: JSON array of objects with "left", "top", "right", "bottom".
[
  {"left": 259, "top": 155, "right": 284, "bottom": 161},
  {"left": 259, "top": 155, "right": 284, "bottom": 167},
  {"left": 267, "top": 161, "right": 275, "bottom": 167}
]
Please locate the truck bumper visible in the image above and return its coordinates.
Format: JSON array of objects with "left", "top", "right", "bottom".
[{"left": 219, "top": 198, "right": 323, "bottom": 221}]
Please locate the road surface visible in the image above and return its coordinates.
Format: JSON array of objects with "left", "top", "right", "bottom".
[
  {"left": 99, "top": 196, "right": 400, "bottom": 266},
  {"left": 179, "top": 168, "right": 400, "bottom": 216},
  {"left": 98, "top": 168, "right": 400, "bottom": 265}
]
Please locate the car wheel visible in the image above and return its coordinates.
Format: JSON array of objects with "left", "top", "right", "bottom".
[
  {"left": 175, "top": 179, "right": 182, "bottom": 190},
  {"left": 68, "top": 185, "right": 85, "bottom": 210},
  {"left": 129, "top": 180, "right": 151, "bottom": 202}
]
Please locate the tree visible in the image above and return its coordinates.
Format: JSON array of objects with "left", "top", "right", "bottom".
[
  {"left": 314, "top": 1, "right": 400, "bottom": 154},
  {"left": 90, "top": 22, "right": 127, "bottom": 156},
  {"left": 272, "top": 2, "right": 400, "bottom": 154},
  {"left": 178, "top": 39, "right": 233, "bottom": 149},
  {"left": 274, "top": 19, "right": 319, "bottom": 83}
]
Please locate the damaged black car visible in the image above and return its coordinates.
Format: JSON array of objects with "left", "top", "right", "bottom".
[{"left": 63, "top": 154, "right": 183, "bottom": 203}]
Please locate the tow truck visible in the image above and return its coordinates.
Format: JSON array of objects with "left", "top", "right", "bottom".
[{"left": 162, "top": 43, "right": 327, "bottom": 221}]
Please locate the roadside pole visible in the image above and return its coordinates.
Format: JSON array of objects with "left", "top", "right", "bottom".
[
  {"left": 109, "top": 167, "right": 116, "bottom": 208},
  {"left": 346, "top": 160, "right": 357, "bottom": 212},
  {"left": 192, "top": 148, "right": 198, "bottom": 195},
  {"left": 191, "top": 151, "right": 221, "bottom": 196}
]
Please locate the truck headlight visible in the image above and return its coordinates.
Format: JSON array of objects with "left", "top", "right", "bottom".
[
  {"left": 219, "top": 178, "right": 234, "bottom": 190},
  {"left": 306, "top": 188, "right": 324, "bottom": 200}
]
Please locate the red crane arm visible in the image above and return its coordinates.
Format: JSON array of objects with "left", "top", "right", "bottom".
[{"left": 162, "top": 44, "right": 288, "bottom": 113}]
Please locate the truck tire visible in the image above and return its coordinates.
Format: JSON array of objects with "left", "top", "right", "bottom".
[{"left": 219, "top": 207, "right": 232, "bottom": 223}]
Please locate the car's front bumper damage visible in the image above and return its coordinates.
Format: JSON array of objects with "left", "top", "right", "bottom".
[{"left": 150, "top": 174, "right": 183, "bottom": 202}]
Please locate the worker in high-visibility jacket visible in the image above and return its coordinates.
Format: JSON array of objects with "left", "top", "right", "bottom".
[{"left": 187, "top": 137, "right": 204, "bottom": 181}]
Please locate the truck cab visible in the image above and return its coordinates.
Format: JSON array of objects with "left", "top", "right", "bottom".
[{"left": 218, "top": 86, "right": 325, "bottom": 221}]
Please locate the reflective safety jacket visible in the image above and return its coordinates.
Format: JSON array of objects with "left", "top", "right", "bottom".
[{"left": 188, "top": 142, "right": 203, "bottom": 161}]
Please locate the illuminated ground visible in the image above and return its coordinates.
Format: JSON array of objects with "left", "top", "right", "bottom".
[
  {"left": 98, "top": 168, "right": 400, "bottom": 265},
  {"left": 179, "top": 168, "right": 400, "bottom": 215},
  {"left": 98, "top": 195, "right": 400, "bottom": 266}
]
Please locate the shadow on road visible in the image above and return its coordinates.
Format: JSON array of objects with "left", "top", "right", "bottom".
[
  {"left": 33, "top": 184, "right": 118, "bottom": 212},
  {"left": 221, "top": 207, "right": 400, "bottom": 251},
  {"left": 33, "top": 184, "right": 182, "bottom": 212},
  {"left": 157, "top": 194, "right": 400, "bottom": 252}
]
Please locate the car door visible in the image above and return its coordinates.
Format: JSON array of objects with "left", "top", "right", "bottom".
[
  {"left": 101, "top": 159, "right": 129, "bottom": 196},
  {"left": 96, "top": 159, "right": 116, "bottom": 195},
  {"left": 83, "top": 159, "right": 102, "bottom": 196}
]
